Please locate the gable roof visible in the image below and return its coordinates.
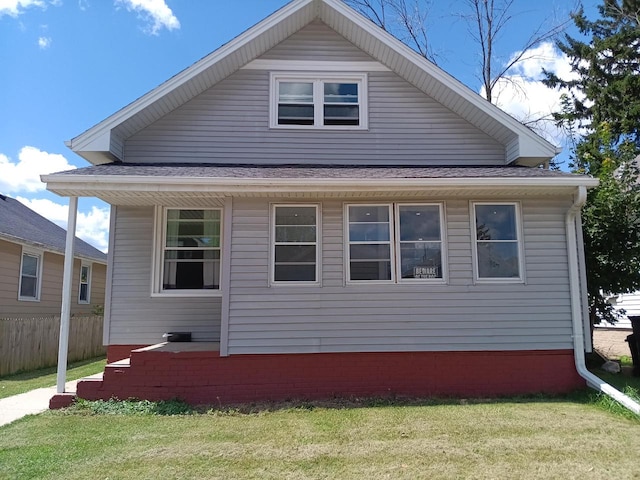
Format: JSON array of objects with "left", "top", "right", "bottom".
[
  {"left": 66, "top": 0, "right": 557, "bottom": 168},
  {"left": 0, "top": 195, "right": 107, "bottom": 263}
]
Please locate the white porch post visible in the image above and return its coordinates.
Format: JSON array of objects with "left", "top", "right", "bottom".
[{"left": 56, "top": 196, "right": 78, "bottom": 393}]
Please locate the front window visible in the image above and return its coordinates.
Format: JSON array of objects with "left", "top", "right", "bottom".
[
  {"left": 346, "top": 203, "right": 445, "bottom": 283},
  {"left": 161, "top": 209, "right": 221, "bottom": 292},
  {"left": 473, "top": 203, "right": 522, "bottom": 281},
  {"left": 271, "top": 73, "right": 367, "bottom": 129},
  {"left": 19, "top": 250, "right": 42, "bottom": 301},
  {"left": 398, "top": 205, "right": 443, "bottom": 280},
  {"left": 272, "top": 205, "right": 318, "bottom": 283},
  {"left": 348, "top": 205, "right": 393, "bottom": 281},
  {"left": 79, "top": 264, "right": 91, "bottom": 304}
]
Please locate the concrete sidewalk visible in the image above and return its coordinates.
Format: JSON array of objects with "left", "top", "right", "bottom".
[{"left": 0, "top": 380, "right": 77, "bottom": 427}]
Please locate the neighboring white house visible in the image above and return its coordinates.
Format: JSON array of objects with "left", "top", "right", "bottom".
[
  {"left": 43, "top": 0, "right": 598, "bottom": 405},
  {"left": 603, "top": 294, "right": 636, "bottom": 329}
]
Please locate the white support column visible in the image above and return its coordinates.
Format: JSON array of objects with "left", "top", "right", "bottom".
[{"left": 56, "top": 196, "right": 78, "bottom": 393}]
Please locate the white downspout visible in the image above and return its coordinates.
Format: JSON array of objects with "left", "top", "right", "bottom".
[
  {"left": 56, "top": 196, "right": 78, "bottom": 393},
  {"left": 567, "top": 186, "right": 640, "bottom": 414}
]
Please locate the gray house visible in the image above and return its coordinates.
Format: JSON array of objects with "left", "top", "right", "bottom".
[
  {"left": 0, "top": 195, "right": 106, "bottom": 318},
  {"left": 44, "top": 0, "right": 602, "bottom": 405}
]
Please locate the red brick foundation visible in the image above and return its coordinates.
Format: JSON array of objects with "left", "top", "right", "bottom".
[
  {"left": 49, "top": 393, "right": 76, "bottom": 409},
  {"left": 77, "top": 347, "right": 585, "bottom": 406}
]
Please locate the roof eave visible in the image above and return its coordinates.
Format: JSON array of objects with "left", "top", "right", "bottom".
[
  {"left": 0, "top": 232, "right": 107, "bottom": 264},
  {"left": 41, "top": 172, "right": 599, "bottom": 193}
]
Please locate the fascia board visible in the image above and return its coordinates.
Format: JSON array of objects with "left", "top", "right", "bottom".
[
  {"left": 0, "top": 233, "right": 107, "bottom": 264},
  {"left": 41, "top": 173, "right": 599, "bottom": 192}
]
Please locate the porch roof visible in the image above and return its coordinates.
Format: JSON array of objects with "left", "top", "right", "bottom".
[{"left": 42, "top": 163, "right": 598, "bottom": 206}]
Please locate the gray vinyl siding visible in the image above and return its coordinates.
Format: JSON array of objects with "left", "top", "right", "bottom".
[
  {"left": 124, "top": 23, "right": 504, "bottom": 166},
  {"left": 226, "top": 196, "right": 573, "bottom": 354},
  {"left": 107, "top": 206, "right": 221, "bottom": 344},
  {"left": 260, "top": 20, "right": 373, "bottom": 62}
]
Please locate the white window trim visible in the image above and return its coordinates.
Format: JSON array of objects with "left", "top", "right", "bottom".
[
  {"left": 345, "top": 203, "right": 396, "bottom": 284},
  {"left": 270, "top": 203, "right": 321, "bottom": 286},
  {"left": 152, "top": 206, "right": 223, "bottom": 297},
  {"left": 395, "top": 203, "right": 448, "bottom": 284},
  {"left": 269, "top": 72, "right": 368, "bottom": 130},
  {"left": 78, "top": 262, "right": 92, "bottom": 304},
  {"left": 18, "top": 247, "right": 43, "bottom": 302},
  {"left": 470, "top": 201, "right": 525, "bottom": 284}
]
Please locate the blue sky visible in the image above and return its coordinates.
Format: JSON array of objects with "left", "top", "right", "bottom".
[{"left": 0, "top": 0, "right": 596, "bottom": 251}]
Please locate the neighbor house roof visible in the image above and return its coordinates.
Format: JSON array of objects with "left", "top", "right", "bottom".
[
  {"left": 65, "top": 0, "right": 558, "bottom": 167},
  {"left": 0, "top": 195, "right": 107, "bottom": 263}
]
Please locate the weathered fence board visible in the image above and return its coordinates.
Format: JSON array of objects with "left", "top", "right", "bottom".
[{"left": 0, "top": 316, "right": 105, "bottom": 376}]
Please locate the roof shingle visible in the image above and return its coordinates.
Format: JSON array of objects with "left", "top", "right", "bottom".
[{"left": 0, "top": 195, "right": 107, "bottom": 262}]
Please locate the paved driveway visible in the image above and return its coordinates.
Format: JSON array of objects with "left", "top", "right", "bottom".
[{"left": 593, "top": 328, "right": 632, "bottom": 359}]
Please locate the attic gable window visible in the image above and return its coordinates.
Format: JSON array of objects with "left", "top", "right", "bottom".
[{"left": 270, "top": 73, "right": 367, "bottom": 129}]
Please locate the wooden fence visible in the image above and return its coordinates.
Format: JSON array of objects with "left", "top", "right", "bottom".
[{"left": 0, "top": 315, "right": 105, "bottom": 377}]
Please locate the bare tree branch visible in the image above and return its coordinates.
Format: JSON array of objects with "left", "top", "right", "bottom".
[
  {"left": 458, "top": 0, "right": 575, "bottom": 103},
  {"left": 344, "top": 0, "right": 389, "bottom": 28},
  {"left": 344, "top": 0, "right": 438, "bottom": 63}
]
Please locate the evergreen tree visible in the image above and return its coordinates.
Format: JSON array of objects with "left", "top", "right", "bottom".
[
  {"left": 544, "top": 0, "right": 640, "bottom": 324},
  {"left": 545, "top": 0, "right": 640, "bottom": 151}
]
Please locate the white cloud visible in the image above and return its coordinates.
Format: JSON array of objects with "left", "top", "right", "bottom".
[
  {"left": 481, "top": 42, "right": 578, "bottom": 147},
  {"left": 17, "top": 197, "right": 110, "bottom": 253},
  {"left": 38, "top": 35, "right": 51, "bottom": 48},
  {"left": 0, "top": 146, "right": 76, "bottom": 194},
  {"left": 0, "top": 0, "right": 61, "bottom": 17},
  {"left": 0, "top": 0, "right": 44, "bottom": 17},
  {"left": 76, "top": 205, "right": 110, "bottom": 252},
  {"left": 115, "top": 0, "right": 180, "bottom": 35}
]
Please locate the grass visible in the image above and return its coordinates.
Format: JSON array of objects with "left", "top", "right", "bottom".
[
  {"left": 0, "top": 395, "right": 639, "bottom": 480},
  {"left": 0, "top": 357, "right": 106, "bottom": 399}
]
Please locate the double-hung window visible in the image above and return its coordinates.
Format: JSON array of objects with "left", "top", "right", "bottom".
[
  {"left": 346, "top": 203, "right": 445, "bottom": 283},
  {"left": 78, "top": 263, "right": 91, "bottom": 304},
  {"left": 158, "top": 208, "right": 222, "bottom": 293},
  {"left": 271, "top": 73, "right": 367, "bottom": 129},
  {"left": 397, "top": 204, "right": 444, "bottom": 280},
  {"left": 347, "top": 205, "right": 393, "bottom": 281},
  {"left": 19, "top": 249, "right": 42, "bottom": 301},
  {"left": 272, "top": 205, "right": 318, "bottom": 283},
  {"left": 472, "top": 202, "right": 523, "bottom": 281}
]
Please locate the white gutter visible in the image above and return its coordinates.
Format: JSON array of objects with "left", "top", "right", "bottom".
[{"left": 566, "top": 185, "right": 640, "bottom": 414}]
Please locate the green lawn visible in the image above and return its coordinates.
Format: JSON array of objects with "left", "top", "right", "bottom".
[
  {"left": 0, "top": 357, "right": 106, "bottom": 399},
  {"left": 0, "top": 395, "right": 638, "bottom": 480}
]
